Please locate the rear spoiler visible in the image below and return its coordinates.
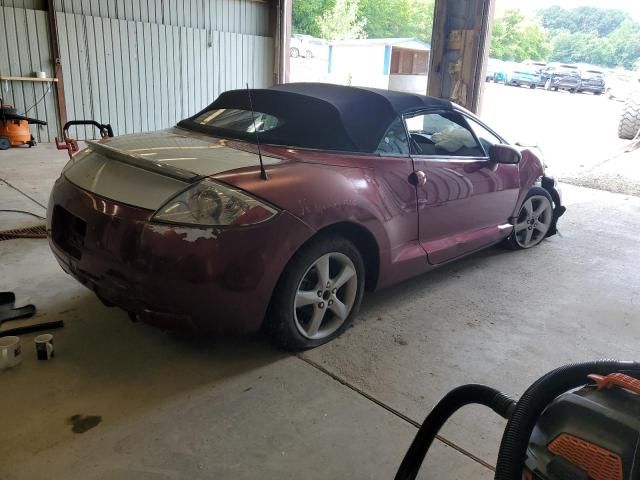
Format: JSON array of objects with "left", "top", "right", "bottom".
[{"left": 86, "top": 140, "right": 202, "bottom": 183}]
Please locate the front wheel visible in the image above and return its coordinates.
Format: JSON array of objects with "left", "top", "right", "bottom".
[
  {"left": 504, "top": 187, "right": 554, "bottom": 250},
  {"left": 290, "top": 47, "right": 300, "bottom": 58},
  {"left": 266, "top": 235, "right": 365, "bottom": 350}
]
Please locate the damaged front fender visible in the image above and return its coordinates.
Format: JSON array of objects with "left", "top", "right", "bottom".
[{"left": 541, "top": 176, "right": 566, "bottom": 237}]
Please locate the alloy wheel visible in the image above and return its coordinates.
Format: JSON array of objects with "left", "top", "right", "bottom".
[
  {"left": 514, "top": 195, "right": 553, "bottom": 248},
  {"left": 293, "top": 252, "right": 358, "bottom": 340}
]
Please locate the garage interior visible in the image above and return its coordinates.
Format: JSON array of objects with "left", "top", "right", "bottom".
[{"left": 1, "top": 0, "right": 639, "bottom": 479}]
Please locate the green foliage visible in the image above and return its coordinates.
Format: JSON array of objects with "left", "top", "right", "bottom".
[
  {"left": 293, "top": 0, "right": 640, "bottom": 69},
  {"left": 358, "top": 0, "right": 434, "bottom": 42},
  {"left": 549, "top": 30, "right": 613, "bottom": 67},
  {"left": 293, "top": 0, "right": 333, "bottom": 37},
  {"left": 607, "top": 20, "right": 640, "bottom": 70},
  {"left": 293, "top": 0, "right": 434, "bottom": 42},
  {"left": 490, "top": 10, "right": 551, "bottom": 62},
  {"left": 538, "top": 6, "right": 629, "bottom": 36},
  {"left": 316, "top": 0, "right": 367, "bottom": 40},
  {"left": 537, "top": 6, "right": 640, "bottom": 69}
]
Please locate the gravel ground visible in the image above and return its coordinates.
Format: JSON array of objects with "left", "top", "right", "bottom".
[{"left": 481, "top": 82, "right": 640, "bottom": 196}]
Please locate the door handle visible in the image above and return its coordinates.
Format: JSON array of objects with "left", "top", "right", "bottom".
[{"left": 408, "top": 170, "right": 427, "bottom": 186}]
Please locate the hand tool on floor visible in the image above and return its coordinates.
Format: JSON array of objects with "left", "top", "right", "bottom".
[
  {"left": 0, "top": 291, "right": 64, "bottom": 336},
  {"left": 396, "top": 360, "right": 640, "bottom": 480}
]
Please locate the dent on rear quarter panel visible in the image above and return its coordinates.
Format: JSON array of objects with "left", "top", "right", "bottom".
[{"left": 514, "top": 148, "right": 545, "bottom": 214}]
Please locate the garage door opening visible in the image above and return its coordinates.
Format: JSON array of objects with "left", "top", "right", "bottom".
[
  {"left": 481, "top": 0, "right": 640, "bottom": 196},
  {"left": 289, "top": 0, "right": 435, "bottom": 93}
]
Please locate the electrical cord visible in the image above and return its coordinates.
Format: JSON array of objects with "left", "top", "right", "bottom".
[
  {"left": 0, "top": 209, "right": 45, "bottom": 219},
  {"left": 22, "top": 82, "right": 52, "bottom": 116}
]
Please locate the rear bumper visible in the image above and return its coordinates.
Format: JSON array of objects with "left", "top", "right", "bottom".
[
  {"left": 580, "top": 83, "right": 605, "bottom": 93},
  {"left": 47, "top": 176, "right": 313, "bottom": 333}
]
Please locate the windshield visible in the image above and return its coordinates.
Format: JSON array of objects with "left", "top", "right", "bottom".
[{"left": 193, "top": 108, "right": 282, "bottom": 133}]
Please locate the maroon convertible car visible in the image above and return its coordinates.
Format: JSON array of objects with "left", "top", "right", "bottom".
[{"left": 48, "top": 83, "right": 565, "bottom": 349}]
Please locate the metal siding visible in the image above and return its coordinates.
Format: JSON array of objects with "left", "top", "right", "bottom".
[
  {"left": 34, "top": 10, "right": 56, "bottom": 140},
  {"left": 31, "top": 0, "right": 274, "bottom": 139}
]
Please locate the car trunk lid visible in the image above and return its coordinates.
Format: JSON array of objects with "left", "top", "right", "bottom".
[{"left": 63, "top": 128, "right": 281, "bottom": 210}]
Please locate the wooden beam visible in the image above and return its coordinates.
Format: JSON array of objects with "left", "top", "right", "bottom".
[{"left": 426, "top": 0, "right": 496, "bottom": 113}]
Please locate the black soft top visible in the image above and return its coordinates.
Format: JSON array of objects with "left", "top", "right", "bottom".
[{"left": 179, "top": 83, "right": 452, "bottom": 153}]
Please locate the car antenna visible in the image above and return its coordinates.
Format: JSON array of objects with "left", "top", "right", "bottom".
[{"left": 246, "top": 84, "right": 268, "bottom": 180}]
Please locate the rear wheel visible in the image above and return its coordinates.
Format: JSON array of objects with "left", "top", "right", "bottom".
[
  {"left": 266, "top": 235, "right": 365, "bottom": 350},
  {"left": 529, "top": 84, "right": 536, "bottom": 89},
  {"left": 505, "top": 187, "right": 554, "bottom": 250},
  {"left": 290, "top": 47, "right": 299, "bottom": 58},
  {"left": 0, "top": 136, "right": 10, "bottom": 150}
]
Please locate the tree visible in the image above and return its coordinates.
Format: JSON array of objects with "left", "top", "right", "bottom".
[
  {"left": 549, "top": 30, "right": 614, "bottom": 67},
  {"left": 316, "top": 0, "right": 367, "bottom": 40},
  {"left": 608, "top": 20, "right": 640, "bottom": 70},
  {"left": 537, "top": 5, "right": 640, "bottom": 68},
  {"left": 293, "top": 0, "right": 333, "bottom": 36},
  {"left": 490, "top": 10, "right": 550, "bottom": 62},
  {"left": 358, "top": 0, "right": 434, "bottom": 42},
  {"left": 538, "top": 6, "right": 629, "bottom": 37}
]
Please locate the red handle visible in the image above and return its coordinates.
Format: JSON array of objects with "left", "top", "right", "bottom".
[
  {"left": 55, "top": 136, "right": 79, "bottom": 159},
  {"left": 588, "top": 373, "right": 640, "bottom": 395}
]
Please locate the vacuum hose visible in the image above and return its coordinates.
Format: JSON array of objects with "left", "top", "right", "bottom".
[
  {"left": 395, "top": 384, "right": 516, "bottom": 480},
  {"left": 494, "top": 360, "right": 640, "bottom": 480},
  {"left": 395, "top": 360, "right": 640, "bottom": 480}
]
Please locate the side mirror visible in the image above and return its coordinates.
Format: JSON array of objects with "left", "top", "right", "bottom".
[{"left": 489, "top": 144, "right": 521, "bottom": 164}]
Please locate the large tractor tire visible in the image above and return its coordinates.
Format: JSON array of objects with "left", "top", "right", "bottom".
[{"left": 618, "top": 97, "right": 640, "bottom": 140}]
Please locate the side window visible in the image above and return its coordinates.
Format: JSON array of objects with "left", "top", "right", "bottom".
[
  {"left": 375, "top": 117, "right": 409, "bottom": 155},
  {"left": 465, "top": 117, "right": 502, "bottom": 155},
  {"left": 404, "top": 111, "right": 484, "bottom": 157}
]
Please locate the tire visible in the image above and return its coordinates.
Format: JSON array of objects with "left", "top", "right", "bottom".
[
  {"left": 504, "top": 187, "right": 554, "bottom": 250},
  {"left": 594, "top": 91, "right": 601, "bottom": 96},
  {"left": 266, "top": 235, "right": 365, "bottom": 350},
  {"left": 305, "top": 50, "right": 313, "bottom": 58},
  {"left": 0, "top": 136, "right": 10, "bottom": 150},
  {"left": 529, "top": 84, "right": 536, "bottom": 89},
  {"left": 569, "top": 88, "right": 576, "bottom": 94},
  {"left": 553, "top": 87, "right": 558, "bottom": 92},
  {"left": 618, "top": 97, "right": 640, "bottom": 140},
  {"left": 290, "top": 47, "right": 299, "bottom": 58}
]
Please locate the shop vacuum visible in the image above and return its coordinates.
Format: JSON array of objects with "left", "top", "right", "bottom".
[{"left": 395, "top": 360, "right": 640, "bottom": 480}]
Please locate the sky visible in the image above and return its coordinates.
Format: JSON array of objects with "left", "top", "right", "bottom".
[{"left": 497, "top": 0, "right": 640, "bottom": 21}]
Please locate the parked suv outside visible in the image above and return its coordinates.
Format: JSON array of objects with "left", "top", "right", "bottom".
[
  {"left": 540, "top": 63, "right": 582, "bottom": 92},
  {"left": 578, "top": 66, "right": 606, "bottom": 95}
]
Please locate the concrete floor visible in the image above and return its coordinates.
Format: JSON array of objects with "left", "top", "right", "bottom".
[{"left": 2, "top": 145, "right": 640, "bottom": 479}]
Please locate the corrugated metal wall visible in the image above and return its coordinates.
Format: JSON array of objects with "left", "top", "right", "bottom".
[
  {"left": 56, "top": 0, "right": 273, "bottom": 139},
  {"left": 0, "top": 4, "right": 59, "bottom": 142},
  {"left": 0, "top": 0, "right": 274, "bottom": 141}
]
